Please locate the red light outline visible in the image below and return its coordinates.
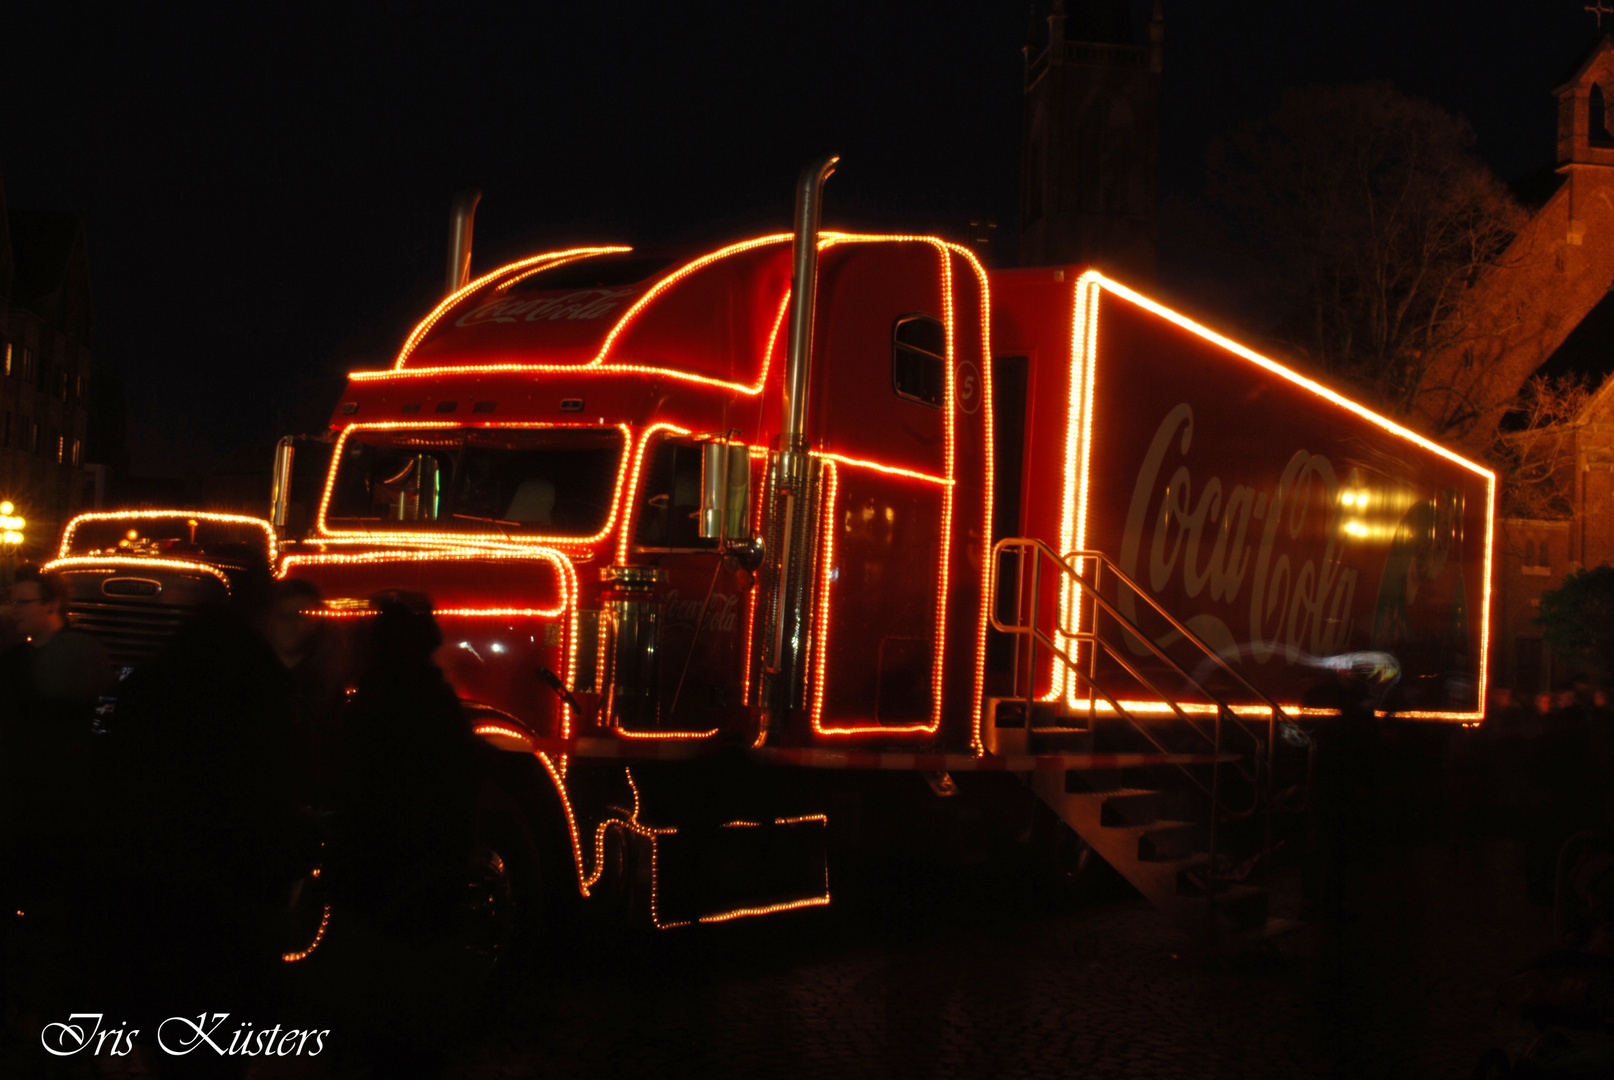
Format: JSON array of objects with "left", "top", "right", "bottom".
[
  {"left": 393, "top": 246, "right": 632, "bottom": 369},
  {"left": 284, "top": 545, "right": 581, "bottom": 727},
  {"left": 588, "top": 235, "right": 793, "bottom": 367},
  {"left": 314, "top": 420, "right": 632, "bottom": 547},
  {"left": 613, "top": 421, "right": 691, "bottom": 563},
  {"left": 805, "top": 235, "right": 963, "bottom": 738},
  {"left": 280, "top": 904, "right": 331, "bottom": 963},
  {"left": 349, "top": 285, "right": 796, "bottom": 399},
  {"left": 943, "top": 243, "right": 995, "bottom": 757}
]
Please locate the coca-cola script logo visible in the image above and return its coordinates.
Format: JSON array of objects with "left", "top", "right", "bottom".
[
  {"left": 1116, "top": 403, "right": 1358, "bottom": 666},
  {"left": 662, "top": 589, "right": 740, "bottom": 634},
  {"left": 454, "top": 287, "right": 637, "bottom": 328}
]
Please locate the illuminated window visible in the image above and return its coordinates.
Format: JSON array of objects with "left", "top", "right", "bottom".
[
  {"left": 327, "top": 425, "right": 623, "bottom": 534},
  {"left": 56, "top": 434, "right": 64, "bottom": 464},
  {"left": 71, "top": 439, "right": 81, "bottom": 466},
  {"left": 2, "top": 343, "right": 9, "bottom": 378},
  {"left": 633, "top": 435, "right": 714, "bottom": 550},
  {"left": 892, "top": 315, "right": 945, "bottom": 408}
]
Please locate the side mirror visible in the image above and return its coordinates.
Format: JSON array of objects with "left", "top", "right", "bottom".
[{"left": 699, "top": 441, "right": 750, "bottom": 540}]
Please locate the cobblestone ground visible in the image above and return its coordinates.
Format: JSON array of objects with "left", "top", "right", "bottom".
[{"left": 20, "top": 829, "right": 1556, "bottom": 1080}]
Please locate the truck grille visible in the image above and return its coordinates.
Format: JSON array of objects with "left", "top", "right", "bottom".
[{"left": 69, "top": 600, "right": 194, "bottom": 667}]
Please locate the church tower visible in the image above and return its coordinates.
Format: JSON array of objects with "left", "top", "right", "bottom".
[{"left": 1018, "top": 0, "right": 1162, "bottom": 282}]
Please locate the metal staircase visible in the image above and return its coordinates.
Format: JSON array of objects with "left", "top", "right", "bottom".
[{"left": 989, "top": 539, "right": 1303, "bottom": 949}]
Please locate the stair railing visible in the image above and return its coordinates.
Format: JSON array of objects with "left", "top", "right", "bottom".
[{"left": 990, "top": 538, "right": 1297, "bottom": 886}]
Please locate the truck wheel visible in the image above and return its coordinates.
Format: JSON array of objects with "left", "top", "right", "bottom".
[{"left": 465, "top": 783, "right": 544, "bottom": 980}]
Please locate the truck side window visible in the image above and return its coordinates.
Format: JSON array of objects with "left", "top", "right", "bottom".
[
  {"left": 634, "top": 436, "right": 713, "bottom": 550},
  {"left": 892, "top": 315, "right": 945, "bottom": 408}
]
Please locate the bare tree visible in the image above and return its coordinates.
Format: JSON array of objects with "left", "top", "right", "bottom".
[
  {"left": 1206, "top": 82, "right": 1527, "bottom": 423},
  {"left": 1490, "top": 373, "right": 1591, "bottom": 520}
]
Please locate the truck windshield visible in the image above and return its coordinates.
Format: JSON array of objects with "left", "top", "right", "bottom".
[{"left": 326, "top": 427, "right": 625, "bottom": 536}]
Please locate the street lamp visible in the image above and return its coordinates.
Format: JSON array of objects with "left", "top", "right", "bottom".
[{"left": 0, "top": 501, "right": 26, "bottom": 589}]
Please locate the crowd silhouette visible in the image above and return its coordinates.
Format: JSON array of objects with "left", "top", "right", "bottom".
[
  {"left": 7, "top": 559, "right": 1614, "bottom": 1076},
  {"left": 0, "top": 564, "right": 491, "bottom": 1079}
]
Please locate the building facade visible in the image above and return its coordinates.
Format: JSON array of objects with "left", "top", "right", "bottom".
[
  {"left": 1018, "top": 0, "right": 1161, "bottom": 283},
  {"left": 0, "top": 167, "right": 94, "bottom": 561},
  {"left": 1484, "top": 36, "right": 1614, "bottom": 694}
]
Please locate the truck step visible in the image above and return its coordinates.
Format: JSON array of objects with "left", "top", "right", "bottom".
[
  {"left": 1098, "top": 788, "right": 1169, "bottom": 828},
  {"left": 1137, "top": 820, "right": 1203, "bottom": 862},
  {"left": 1064, "top": 768, "right": 1123, "bottom": 794},
  {"left": 988, "top": 697, "right": 1093, "bottom": 733},
  {"left": 1029, "top": 729, "right": 1096, "bottom": 755}
]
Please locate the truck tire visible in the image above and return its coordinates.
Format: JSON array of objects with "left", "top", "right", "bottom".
[{"left": 467, "top": 781, "right": 544, "bottom": 982}]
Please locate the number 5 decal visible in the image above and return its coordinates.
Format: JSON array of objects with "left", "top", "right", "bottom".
[{"left": 957, "top": 360, "right": 980, "bottom": 415}]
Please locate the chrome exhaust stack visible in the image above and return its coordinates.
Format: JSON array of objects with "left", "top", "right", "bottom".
[
  {"left": 757, "top": 152, "right": 839, "bottom": 740},
  {"left": 445, "top": 188, "right": 482, "bottom": 295}
]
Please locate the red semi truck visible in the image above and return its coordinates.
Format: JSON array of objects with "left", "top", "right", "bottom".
[{"left": 49, "top": 159, "right": 1494, "bottom": 943}]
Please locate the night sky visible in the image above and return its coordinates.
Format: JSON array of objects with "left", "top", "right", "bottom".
[{"left": 0, "top": 1, "right": 1604, "bottom": 478}]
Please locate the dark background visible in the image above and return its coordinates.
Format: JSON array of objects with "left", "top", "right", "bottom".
[{"left": 0, "top": 1, "right": 1603, "bottom": 478}]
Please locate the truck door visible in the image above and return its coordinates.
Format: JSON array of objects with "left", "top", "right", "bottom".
[
  {"left": 809, "top": 312, "right": 951, "bottom": 733},
  {"left": 628, "top": 431, "right": 752, "bottom": 732}
]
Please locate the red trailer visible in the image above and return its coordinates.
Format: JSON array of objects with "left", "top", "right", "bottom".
[{"left": 50, "top": 161, "right": 1494, "bottom": 946}]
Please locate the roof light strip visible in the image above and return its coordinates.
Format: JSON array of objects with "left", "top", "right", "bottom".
[
  {"left": 393, "top": 246, "right": 632, "bottom": 369},
  {"left": 348, "top": 287, "right": 795, "bottom": 396},
  {"left": 588, "top": 235, "right": 793, "bottom": 367}
]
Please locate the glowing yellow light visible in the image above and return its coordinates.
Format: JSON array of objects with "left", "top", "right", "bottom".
[
  {"left": 61, "top": 510, "right": 278, "bottom": 562},
  {"left": 809, "top": 461, "right": 840, "bottom": 733},
  {"left": 0, "top": 501, "right": 11, "bottom": 514},
  {"left": 42, "top": 555, "right": 232, "bottom": 589},
  {"left": 1345, "top": 521, "right": 1369, "bottom": 537},
  {"left": 698, "top": 894, "right": 831, "bottom": 923},
  {"left": 281, "top": 904, "right": 331, "bottom": 963},
  {"left": 811, "top": 452, "right": 950, "bottom": 486}
]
